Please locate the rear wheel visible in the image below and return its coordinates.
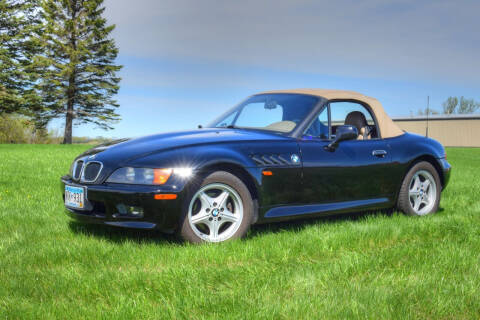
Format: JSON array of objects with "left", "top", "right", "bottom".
[
  {"left": 179, "top": 171, "right": 253, "bottom": 243},
  {"left": 397, "top": 161, "right": 441, "bottom": 216}
]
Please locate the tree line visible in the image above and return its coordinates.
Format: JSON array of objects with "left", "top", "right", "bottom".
[
  {"left": 0, "top": 0, "right": 121, "bottom": 144},
  {"left": 418, "top": 96, "right": 480, "bottom": 116}
]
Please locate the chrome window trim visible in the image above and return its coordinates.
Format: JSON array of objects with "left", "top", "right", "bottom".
[{"left": 80, "top": 161, "right": 103, "bottom": 183}]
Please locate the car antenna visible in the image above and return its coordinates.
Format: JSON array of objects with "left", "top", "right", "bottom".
[{"left": 425, "top": 95, "right": 430, "bottom": 138}]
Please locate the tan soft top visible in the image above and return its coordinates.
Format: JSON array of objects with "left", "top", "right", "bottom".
[{"left": 260, "top": 89, "right": 404, "bottom": 139}]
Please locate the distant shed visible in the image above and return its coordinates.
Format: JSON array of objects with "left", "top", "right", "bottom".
[{"left": 393, "top": 114, "right": 480, "bottom": 147}]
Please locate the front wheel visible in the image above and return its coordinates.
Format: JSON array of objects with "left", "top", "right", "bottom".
[
  {"left": 178, "top": 171, "right": 254, "bottom": 243},
  {"left": 397, "top": 161, "right": 441, "bottom": 216}
]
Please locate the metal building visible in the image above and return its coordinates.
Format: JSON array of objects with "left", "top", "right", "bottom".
[{"left": 393, "top": 114, "right": 480, "bottom": 147}]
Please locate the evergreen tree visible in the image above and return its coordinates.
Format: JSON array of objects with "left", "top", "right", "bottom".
[
  {"left": 36, "top": 0, "right": 121, "bottom": 143},
  {"left": 0, "top": 0, "right": 42, "bottom": 116}
]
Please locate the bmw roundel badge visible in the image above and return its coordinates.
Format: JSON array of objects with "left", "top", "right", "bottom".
[{"left": 291, "top": 154, "right": 300, "bottom": 164}]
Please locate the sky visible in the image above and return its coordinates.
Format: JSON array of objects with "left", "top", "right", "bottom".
[{"left": 51, "top": 0, "right": 480, "bottom": 139}]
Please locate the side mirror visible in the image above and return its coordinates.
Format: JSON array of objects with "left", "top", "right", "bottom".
[{"left": 325, "top": 125, "right": 358, "bottom": 151}]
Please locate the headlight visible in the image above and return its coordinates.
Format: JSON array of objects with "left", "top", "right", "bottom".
[{"left": 106, "top": 167, "right": 192, "bottom": 185}]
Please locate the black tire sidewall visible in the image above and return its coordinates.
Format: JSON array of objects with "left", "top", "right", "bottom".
[
  {"left": 178, "top": 171, "right": 254, "bottom": 243},
  {"left": 397, "top": 161, "right": 442, "bottom": 216}
]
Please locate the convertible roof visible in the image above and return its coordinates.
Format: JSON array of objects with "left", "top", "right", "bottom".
[{"left": 260, "top": 89, "right": 404, "bottom": 139}]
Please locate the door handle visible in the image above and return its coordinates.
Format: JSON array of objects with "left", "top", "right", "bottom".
[{"left": 372, "top": 150, "right": 387, "bottom": 158}]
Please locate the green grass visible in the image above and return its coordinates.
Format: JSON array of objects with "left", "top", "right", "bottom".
[{"left": 0, "top": 145, "right": 479, "bottom": 319}]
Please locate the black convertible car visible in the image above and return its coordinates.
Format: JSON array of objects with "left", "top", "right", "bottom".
[{"left": 61, "top": 89, "right": 451, "bottom": 243}]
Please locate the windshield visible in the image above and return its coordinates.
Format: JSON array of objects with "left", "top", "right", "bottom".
[{"left": 208, "top": 94, "right": 319, "bottom": 133}]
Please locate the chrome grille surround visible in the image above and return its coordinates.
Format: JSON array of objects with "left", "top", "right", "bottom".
[
  {"left": 81, "top": 161, "right": 103, "bottom": 183},
  {"left": 72, "top": 160, "right": 84, "bottom": 181},
  {"left": 71, "top": 158, "right": 103, "bottom": 183}
]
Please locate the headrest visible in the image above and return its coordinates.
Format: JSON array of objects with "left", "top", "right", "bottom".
[{"left": 345, "top": 111, "right": 367, "bottom": 133}]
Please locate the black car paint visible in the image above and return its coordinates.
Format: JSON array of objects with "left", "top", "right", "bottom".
[{"left": 61, "top": 99, "right": 451, "bottom": 233}]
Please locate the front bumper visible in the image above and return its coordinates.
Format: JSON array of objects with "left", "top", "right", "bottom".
[{"left": 61, "top": 176, "right": 184, "bottom": 233}]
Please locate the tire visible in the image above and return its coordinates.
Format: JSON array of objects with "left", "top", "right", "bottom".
[
  {"left": 397, "top": 161, "right": 441, "bottom": 216},
  {"left": 178, "top": 171, "right": 254, "bottom": 243}
]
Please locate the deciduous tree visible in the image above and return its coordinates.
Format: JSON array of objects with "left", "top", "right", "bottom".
[
  {"left": 457, "top": 97, "right": 479, "bottom": 114},
  {"left": 441, "top": 96, "right": 479, "bottom": 115},
  {"left": 417, "top": 108, "right": 438, "bottom": 116},
  {"left": 442, "top": 97, "right": 458, "bottom": 115}
]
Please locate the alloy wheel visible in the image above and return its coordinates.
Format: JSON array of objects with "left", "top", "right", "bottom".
[
  {"left": 408, "top": 170, "right": 437, "bottom": 215},
  {"left": 188, "top": 183, "right": 244, "bottom": 242}
]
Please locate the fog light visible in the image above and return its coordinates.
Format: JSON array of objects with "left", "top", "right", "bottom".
[{"left": 116, "top": 204, "right": 144, "bottom": 217}]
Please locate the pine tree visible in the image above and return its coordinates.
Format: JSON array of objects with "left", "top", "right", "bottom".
[
  {"left": 36, "top": 0, "right": 122, "bottom": 143},
  {"left": 0, "top": 0, "right": 42, "bottom": 116}
]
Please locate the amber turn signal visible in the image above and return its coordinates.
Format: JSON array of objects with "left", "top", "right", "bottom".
[
  {"left": 154, "top": 194, "right": 178, "bottom": 200},
  {"left": 153, "top": 168, "right": 173, "bottom": 184},
  {"left": 262, "top": 170, "right": 273, "bottom": 176}
]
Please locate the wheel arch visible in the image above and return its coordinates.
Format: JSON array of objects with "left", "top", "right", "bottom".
[
  {"left": 407, "top": 154, "right": 445, "bottom": 188},
  {"left": 393, "top": 154, "right": 445, "bottom": 206}
]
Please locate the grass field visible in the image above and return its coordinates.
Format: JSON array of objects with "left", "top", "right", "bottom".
[{"left": 0, "top": 145, "right": 479, "bottom": 319}]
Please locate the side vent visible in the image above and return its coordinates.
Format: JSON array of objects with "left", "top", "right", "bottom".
[
  {"left": 250, "top": 154, "right": 295, "bottom": 167},
  {"left": 251, "top": 155, "right": 266, "bottom": 166}
]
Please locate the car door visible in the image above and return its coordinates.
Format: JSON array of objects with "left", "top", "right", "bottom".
[
  {"left": 298, "top": 101, "right": 397, "bottom": 208},
  {"left": 230, "top": 94, "right": 311, "bottom": 209}
]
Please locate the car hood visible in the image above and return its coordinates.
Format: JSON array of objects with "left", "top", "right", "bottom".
[{"left": 78, "top": 128, "right": 290, "bottom": 164}]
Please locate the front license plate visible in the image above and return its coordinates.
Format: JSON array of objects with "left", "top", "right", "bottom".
[{"left": 65, "top": 185, "right": 85, "bottom": 209}]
